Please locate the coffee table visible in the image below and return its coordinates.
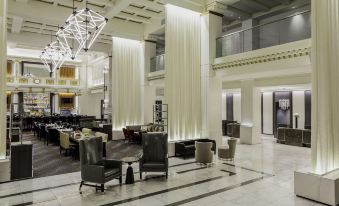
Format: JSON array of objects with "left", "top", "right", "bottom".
[{"left": 121, "top": 156, "right": 140, "bottom": 184}]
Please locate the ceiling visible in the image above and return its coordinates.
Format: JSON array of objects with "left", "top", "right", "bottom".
[
  {"left": 222, "top": 0, "right": 311, "bottom": 29},
  {"left": 7, "top": 0, "right": 205, "bottom": 52}
]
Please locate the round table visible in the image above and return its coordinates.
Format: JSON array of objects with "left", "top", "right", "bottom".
[{"left": 121, "top": 156, "right": 140, "bottom": 184}]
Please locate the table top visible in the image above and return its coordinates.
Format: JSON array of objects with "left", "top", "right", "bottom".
[{"left": 121, "top": 156, "right": 140, "bottom": 163}]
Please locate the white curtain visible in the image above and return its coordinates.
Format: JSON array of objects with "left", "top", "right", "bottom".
[
  {"left": 311, "top": 0, "right": 339, "bottom": 174},
  {"left": 165, "top": 5, "right": 201, "bottom": 141},
  {"left": 111, "top": 37, "right": 144, "bottom": 130},
  {"left": 0, "top": 0, "right": 7, "bottom": 158}
]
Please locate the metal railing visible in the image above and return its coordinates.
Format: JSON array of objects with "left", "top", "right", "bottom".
[
  {"left": 216, "top": 10, "right": 311, "bottom": 58},
  {"left": 150, "top": 54, "right": 165, "bottom": 72}
]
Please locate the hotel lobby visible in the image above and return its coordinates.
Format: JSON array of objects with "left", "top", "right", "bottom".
[{"left": 0, "top": 0, "right": 338, "bottom": 205}]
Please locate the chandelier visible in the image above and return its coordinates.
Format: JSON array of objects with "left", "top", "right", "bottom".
[
  {"left": 40, "top": 39, "right": 70, "bottom": 72},
  {"left": 41, "top": 1, "right": 107, "bottom": 71}
]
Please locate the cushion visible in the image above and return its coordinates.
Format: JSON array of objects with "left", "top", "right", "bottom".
[{"left": 143, "top": 162, "right": 166, "bottom": 169}]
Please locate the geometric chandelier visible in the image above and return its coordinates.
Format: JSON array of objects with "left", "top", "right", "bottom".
[
  {"left": 40, "top": 39, "right": 70, "bottom": 72},
  {"left": 57, "top": 8, "right": 108, "bottom": 60},
  {"left": 40, "top": 1, "right": 108, "bottom": 72}
]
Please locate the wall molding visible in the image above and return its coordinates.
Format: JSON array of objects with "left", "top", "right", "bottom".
[{"left": 213, "top": 47, "right": 310, "bottom": 71}]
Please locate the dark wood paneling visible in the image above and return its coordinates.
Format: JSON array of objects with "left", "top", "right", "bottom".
[
  {"left": 304, "top": 90, "right": 312, "bottom": 129},
  {"left": 226, "top": 94, "right": 234, "bottom": 121}
]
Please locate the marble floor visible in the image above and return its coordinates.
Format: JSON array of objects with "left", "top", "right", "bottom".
[{"left": 0, "top": 136, "right": 324, "bottom": 206}]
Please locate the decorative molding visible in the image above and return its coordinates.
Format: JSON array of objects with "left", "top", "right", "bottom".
[{"left": 213, "top": 47, "right": 310, "bottom": 70}]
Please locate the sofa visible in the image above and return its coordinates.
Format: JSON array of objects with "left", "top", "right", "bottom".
[{"left": 175, "top": 138, "right": 216, "bottom": 159}]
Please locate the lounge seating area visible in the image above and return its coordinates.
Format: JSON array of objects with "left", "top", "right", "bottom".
[{"left": 175, "top": 139, "right": 216, "bottom": 159}]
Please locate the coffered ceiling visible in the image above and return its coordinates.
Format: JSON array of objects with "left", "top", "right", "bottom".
[{"left": 7, "top": 0, "right": 206, "bottom": 52}]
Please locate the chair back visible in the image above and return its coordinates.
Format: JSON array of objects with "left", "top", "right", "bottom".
[
  {"left": 227, "top": 138, "right": 237, "bottom": 158},
  {"left": 195, "top": 141, "right": 213, "bottom": 163},
  {"left": 60, "top": 132, "right": 70, "bottom": 149},
  {"left": 122, "top": 128, "right": 129, "bottom": 139},
  {"left": 142, "top": 133, "right": 168, "bottom": 162},
  {"left": 95, "top": 132, "right": 108, "bottom": 143},
  {"left": 82, "top": 128, "right": 92, "bottom": 135},
  {"left": 79, "top": 137, "right": 103, "bottom": 166}
]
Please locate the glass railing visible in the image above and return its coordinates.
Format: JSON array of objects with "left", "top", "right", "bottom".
[
  {"left": 216, "top": 10, "right": 311, "bottom": 58},
  {"left": 150, "top": 54, "right": 165, "bottom": 72}
]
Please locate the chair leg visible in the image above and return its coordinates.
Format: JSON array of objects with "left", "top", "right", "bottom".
[
  {"left": 119, "top": 176, "right": 122, "bottom": 185},
  {"left": 140, "top": 172, "right": 142, "bottom": 180},
  {"left": 101, "top": 184, "right": 104, "bottom": 192},
  {"left": 79, "top": 181, "right": 84, "bottom": 194},
  {"left": 166, "top": 172, "right": 168, "bottom": 179}
]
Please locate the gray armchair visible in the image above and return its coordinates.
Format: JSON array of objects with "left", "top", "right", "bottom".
[
  {"left": 139, "top": 133, "right": 168, "bottom": 179},
  {"left": 79, "top": 137, "right": 122, "bottom": 193}
]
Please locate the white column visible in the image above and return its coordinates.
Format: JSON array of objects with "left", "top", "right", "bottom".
[
  {"left": 54, "top": 94, "right": 59, "bottom": 114},
  {"left": 311, "top": 0, "right": 339, "bottom": 173},
  {"left": 240, "top": 80, "right": 261, "bottom": 145},
  {"left": 201, "top": 12, "right": 223, "bottom": 148},
  {"left": 0, "top": 0, "right": 7, "bottom": 159}
]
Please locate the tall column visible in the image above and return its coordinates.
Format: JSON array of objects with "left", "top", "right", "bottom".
[
  {"left": 0, "top": 0, "right": 7, "bottom": 159},
  {"left": 201, "top": 12, "right": 223, "bottom": 148},
  {"left": 240, "top": 80, "right": 261, "bottom": 145},
  {"left": 311, "top": 0, "right": 339, "bottom": 173}
]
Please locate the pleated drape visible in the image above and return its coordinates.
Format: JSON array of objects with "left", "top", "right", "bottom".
[
  {"left": 111, "top": 37, "right": 144, "bottom": 130},
  {"left": 165, "top": 5, "right": 201, "bottom": 141},
  {"left": 311, "top": 0, "right": 339, "bottom": 174}
]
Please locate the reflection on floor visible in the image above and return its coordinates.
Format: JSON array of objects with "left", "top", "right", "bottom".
[
  {"left": 24, "top": 133, "right": 141, "bottom": 178},
  {"left": 0, "top": 136, "right": 323, "bottom": 206}
]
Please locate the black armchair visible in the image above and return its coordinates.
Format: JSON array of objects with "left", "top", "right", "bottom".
[
  {"left": 139, "top": 133, "right": 168, "bottom": 179},
  {"left": 79, "top": 137, "right": 122, "bottom": 193}
]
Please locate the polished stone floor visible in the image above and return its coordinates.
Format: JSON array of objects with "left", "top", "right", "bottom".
[{"left": 0, "top": 136, "right": 324, "bottom": 206}]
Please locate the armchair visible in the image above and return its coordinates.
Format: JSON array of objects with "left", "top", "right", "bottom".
[
  {"left": 195, "top": 141, "right": 213, "bottom": 164},
  {"left": 59, "top": 132, "right": 75, "bottom": 156},
  {"left": 79, "top": 137, "right": 122, "bottom": 193},
  {"left": 218, "top": 138, "right": 237, "bottom": 161},
  {"left": 139, "top": 133, "right": 168, "bottom": 179}
]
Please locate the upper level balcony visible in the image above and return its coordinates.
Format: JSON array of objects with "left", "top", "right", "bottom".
[
  {"left": 6, "top": 76, "right": 81, "bottom": 88},
  {"left": 150, "top": 54, "right": 165, "bottom": 73},
  {"left": 216, "top": 11, "right": 311, "bottom": 58}
]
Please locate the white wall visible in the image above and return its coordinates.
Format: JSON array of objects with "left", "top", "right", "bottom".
[
  {"left": 78, "top": 92, "right": 103, "bottom": 118},
  {"left": 233, "top": 93, "right": 241, "bottom": 122},
  {"left": 292, "top": 91, "right": 305, "bottom": 129},
  {"left": 262, "top": 92, "right": 273, "bottom": 134}
]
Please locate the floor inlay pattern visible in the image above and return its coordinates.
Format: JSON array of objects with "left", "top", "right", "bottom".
[{"left": 0, "top": 136, "right": 326, "bottom": 206}]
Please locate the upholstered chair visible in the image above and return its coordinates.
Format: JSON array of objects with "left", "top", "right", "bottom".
[
  {"left": 95, "top": 132, "right": 108, "bottom": 157},
  {"left": 195, "top": 141, "right": 213, "bottom": 164},
  {"left": 139, "top": 133, "right": 168, "bottom": 179},
  {"left": 79, "top": 137, "right": 122, "bottom": 193},
  {"left": 59, "top": 131, "right": 75, "bottom": 156},
  {"left": 218, "top": 138, "right": 237, "bottom": 161}
]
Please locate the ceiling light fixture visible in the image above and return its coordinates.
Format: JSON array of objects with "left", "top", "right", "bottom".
[{"left": 41, "top": 0, "right": 108, "bottom": 68}]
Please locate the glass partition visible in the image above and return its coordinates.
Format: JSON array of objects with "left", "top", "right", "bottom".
[
  {"left": 150, "top": 54, "right": 165, "bottom": 72},
  {"left": 216, "top": 11, "right": 311, "bottom": 58}
]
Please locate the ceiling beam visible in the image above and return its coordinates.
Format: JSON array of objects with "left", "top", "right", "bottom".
[
  {"left": 162, "top": 0, "right": 204, "bottom": 12},
  {"left": 227, "top": 5, "right": 252, "bottom": 18},
  {"left": 104, "top": 0, "right": 134, "bottom": 19},
  {"left": 11, "top": 16, "right": 24, "bottom": 33},
  {"left": 243, "top": 0, "right": 270, "bottom": 11}
]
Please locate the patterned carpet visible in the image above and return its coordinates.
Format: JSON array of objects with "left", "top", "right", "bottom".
[{"left": 23, "top": 133, "right": 142, "bottom": 178}]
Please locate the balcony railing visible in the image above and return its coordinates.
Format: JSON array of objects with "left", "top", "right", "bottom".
[
  {"left": 216, "top": 10, "right": 311, "bottom": 58},
  {"left": 150, "top": 54, "right": 165, "bottom": 72},
  {"left": 6, "top": 76, "right": 80, "bottom": 87}
]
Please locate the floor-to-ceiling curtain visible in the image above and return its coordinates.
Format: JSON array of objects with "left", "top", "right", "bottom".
[
  {"left": 0, "top": 0, "right": 7, "bottom": 159},
  {"left": 311, "top": 0, "right": 339, "bottom": 174},
  {"left": 111, "top": 37, "right": 144, "bottom": 130},
  {"left": 165, "top": 5, "right": 201, "bottom": 141}
]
